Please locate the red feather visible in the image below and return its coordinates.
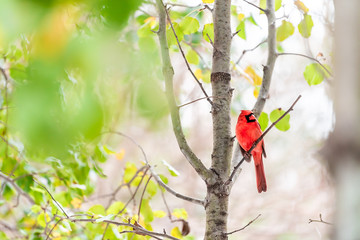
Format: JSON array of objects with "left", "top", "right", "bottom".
[{"left": 235, "top": 110, "right": 267, "bottom": 193}]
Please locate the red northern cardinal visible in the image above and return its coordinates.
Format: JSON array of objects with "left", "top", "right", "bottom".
[{"left": 235, "top": 110, "right": 267, "bottom": 193}]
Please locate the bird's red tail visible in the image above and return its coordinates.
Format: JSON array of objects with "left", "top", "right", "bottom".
[{"left": 253, "top": 152, "right": 267, "bottom": 193}]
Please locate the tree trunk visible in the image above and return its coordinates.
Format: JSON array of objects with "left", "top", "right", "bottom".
[
  {"left": 205, "top": 0, "right": 232, "bottom": 239},
  {"left": 324, "top": 0, "right": 360, "bottom": 239}
]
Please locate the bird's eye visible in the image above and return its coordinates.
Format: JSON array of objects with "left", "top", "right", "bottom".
[{"left": 245, "top": 113, "right": 256, "bottom": 123}]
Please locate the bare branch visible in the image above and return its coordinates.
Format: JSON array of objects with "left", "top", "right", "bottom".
[
  {"left": 277, "top": 52, "right": 333, "bottom": 77},
  {"left": 0, "top": 171, "right": 35, "bottom": 205},
  {"left": 252, "top": 0, "right": 277, "bottom": 118},
  {"left": 243, "top": 0, "right": 266, "bottom": 13},
  {"left": 33, "top": 179, "right": 69, "bottom": 218},
  {"left": 309, "top": 213, "right": 332, "bottom": 225},
  {"left": 226, "top": 214, "right": 261, "bottom": 235},
  {"left": 206, "top": 33, "right": 214, "bottom": 47},
  {"left": 46, "top": 218, "right": 63, "bottom": 240},
  {"left": 155, "top": 0, "right": 212, "bottom": 181},
  {"left": 227, "top": 95, "right": 301, "bottom": 185},
  {"left": 53, "top": 214, "right": 181, "bottom": 240},
  {"left": 232, "top": 29, "right": 242, "bottom": 38},
  {"left": 137, "top": 175, "right": 152, "bottom": 219},
  {"left": 234, "top": 39, "right": 267, "bottom": 66},
  {"left": 164, "top": 7, "right": 213, "bottom": 106},
  {"left": 178, "top": 96, "right": 214, "bottom": 109},
  {"left": 104, "top": 131, "right": 205, "bottom": 206}
]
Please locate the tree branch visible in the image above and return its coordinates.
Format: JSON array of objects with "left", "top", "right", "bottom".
[
  {"left": 105, "top": 131, "right": 205, "bottom": 206},
  {"left": 234, "top": 39, "right": 267, "bottom": 66},
  {"left": 242, "top": 0, "right": 266, "bottom": 13},
  {"left": 53, "top": 215, "right": 181, "bottom": 240},
  {"left": 308, "top": 213, "right": 332, "bottom": 225},
  {"left": 277, "top": 52, "right": 333, "bottom": 77},
  {"left": 156, "top": 0, "right": 212, "bottom": 182},
  {"left": 0, "top": 171, "right": 35, "bottom": 205},
  {"left": 252, "top": 0, "right": 277, "bottom": 118},
  {"left": 226, "top": 214, "right": 261, "bottom": 235},
  {"left": 226, "top": 95, "right": 301, "bottom": 185},
  {"left": 165, "top": 7, "right": 213, "bottom": 106},
  {"left": 33, "top": 179, "right": 69, "bottom": 218}
]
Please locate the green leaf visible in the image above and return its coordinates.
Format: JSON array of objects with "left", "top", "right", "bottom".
[
  {"left": 260, "top": 0, "right": 282, "bottom": 13},
  {"left": 103, "top": 145, "right": 116, "bottom": 155},
  {"left": 159, "top": 174, "right": 168, "bottom": 184},
  {"left": 167, "top": 22, "right": 184, "bottom": 47},
  {"left": 146, "top": 179, "right": 158, "bottom": 197},
  {"left": 162, "top": 160, "right": 180, "bottom": 177},
  {"left": 9, "top": 64, "right": 27, "bottom": 82},
  {"left": 107, "top": 201, "right": 126, "bottom": 215},
  {"left": 123, "top": 162, "right": 138, "bottom": 183},
  {"left": 30, "top": 205, "right": 42, "bottom": 214},
  {"left": 298, "top": 14, "right": 314, "bottom": 38},
  {"left": 236, "top": 20, "right": 246, "bottom": 40},
  {"left": 303, "top": 63, "right": 331, "bottom": 86},
  {"left": 140, "top": 199, "right": 154, "bottom": 223},
  {"left": 172, "top": 208, "right": 188, "bottom": 220},
  {"left": 186, "top": 49, "right": 199, "bottom": 65},
  {"left": 202, "top": 23, "right": 214, "bottom": 43},
  {"left": 258, "top": 112, "right": 269, "bottom": 132},
  {"left": 88, "top": 204, "right": 106, "bottom": 216},
  {"left": 269, "top": 109, "right": 290, "bottom": 132},
  {"left": 276, "top": 20, "right": 294, "bottom": 42},
  {"left": 246, "top": 15, "right": 258, "bottom": 26},
  {"left": 179, "top": 17, "right": 200, "bottom": 35}
]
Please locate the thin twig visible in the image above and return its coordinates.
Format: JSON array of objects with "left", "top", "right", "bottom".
[
  {"left": 277, "top": 52, "right": 333, "bottom": 77},
  {"left": 227, "top": 95, "right": 301, "bottom": 184},
  {"left": 137, "top": 175, "right": 153, "bottom": 220},
  {"left": 235, "top": 39, "right": 267, "bottom": 66},
  {"left": 309, "top": 214, "right": 332, "bottom": 225},
  {"left": 0, "top": 171, "right": 35, "bottom": 205},
  {"left": 54, "top": 214, "right": 181, "bottom": 240},
  {"left": 243, "top": 0, "right": 266, "bottom": 13},
  {"left": 178, "top": 96, "right": 214, "bottom": 108},
  {"left": 206, "top": 33, "right": 214, "bottom": 47},
  {"left": 164, "top": 7, "right": 213, "bottom": 106},
  {"left": 33, "top": 179, "right": 69, "bottom": 218},
  {"left": 232, "top": 29, "right": 242, "bottom": 38},
  {"left": 46, "top": 218, "right": 63, "bottom": 240},
  {"left": 104, "top": 131, "right": 205, "bottom": 206},
  {"left": 226, "top": 214, "right": 261, "bottom": 235}
]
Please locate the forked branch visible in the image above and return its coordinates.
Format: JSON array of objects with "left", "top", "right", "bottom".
[{"left": 156, "top": 0, "right": 211, "bottom": 181}]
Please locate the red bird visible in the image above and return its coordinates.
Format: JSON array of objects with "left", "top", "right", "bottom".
[{"left": 235, "top": 110, "right": 267, "bottom": 193}]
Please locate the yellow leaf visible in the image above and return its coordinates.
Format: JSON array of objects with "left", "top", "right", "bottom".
[
  {"left": 194, "top": 69, "right": 203, "bottom": 80},
  {"left": 294, "top": 0, "right": 309, "bottom": 13},
  {"left": 171, "top": 227, "right": 183, "bottom": 238},
  {"left": 253, "top": 87, "right": 260, "bottom": 98},
  {"left": 71, "top": 197, "right": 82, "bottom": 209},
  {"left": 172, "top": 208, "right": 188, "bottom": 220},
  {"left": 154, "top": 210, "right": 167, "bottom": 218},
  {"left": 52, "top": 232, "right": 62, "bottom": 240},
  {"left": 144, "top": 16, "right": 157, "bottom": 28},
  {"left": 202, "top": 0, "right": 214, "bottom": 3},
  {"left": 238, "top": 13, "right": 245, "bottom": 21},
  {"left": 33, "top": 6, "right": 75, "bottom": 59},
  {"left": 244, "top": 66, "right": 262, "bottom": 86},
  {"left": 115, "top": 149, "right": 125, "bottom": 160}
]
